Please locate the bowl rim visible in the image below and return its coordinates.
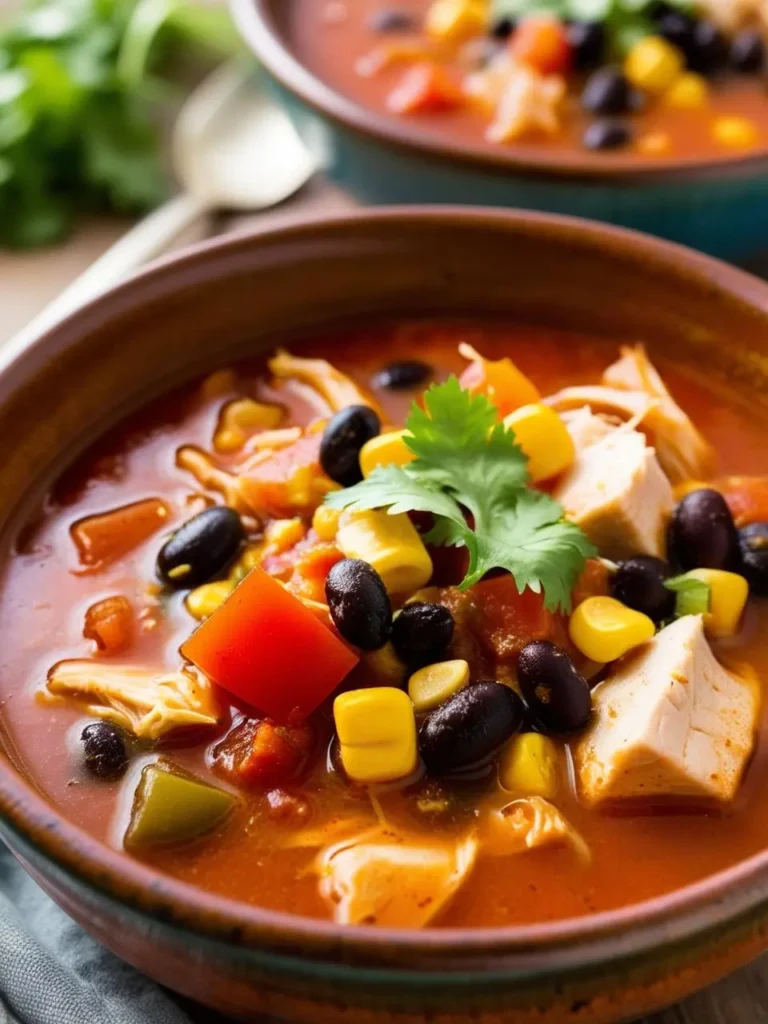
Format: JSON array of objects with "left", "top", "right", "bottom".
[
  {"left": 4, "top": 206, "right": 768, "bottom": 969},
  {"left": 232, "top": 0, "right": 768, "bottom": 185}
]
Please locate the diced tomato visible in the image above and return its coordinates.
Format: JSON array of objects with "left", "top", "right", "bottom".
[
  {"left": 387, "top": 62, "right": 463, "bottom": 115},
  {"left": 71, "top": 498, "right": 170, "bottom": 568},
  {"left": 459, "top": 348, "right": 540, "bottom": 418},
  {"left": 182, "top": 567, "right": 358, "bottom": 723},
  {"left": 239, "top": 435, "right": 331, "bottom": 518},
  {"left": 213, "top": 717, "right": 314, "bottom": 788},
  {"left": 83, "top": 595, "right": 134, "bottom": 655},
  {"left": 713, "top": 476, "right": 768, "bottom": 528},
  {"left": 509, "top": 16, "right": 572, "bottom": 75},
  {"left": 572, "top": 558, "right": 611, "bottom": 608},
  {"left": 468, "top": 575, "right": 572, "bottom": 660}
]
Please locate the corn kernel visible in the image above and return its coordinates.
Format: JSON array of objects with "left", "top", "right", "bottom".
[
  {"left": 364, "top": 642, "right": 407, "bottom": 686},
  {"left": 625, "top": 36, "right": 684, "bottom": 94},
  {"left": 186, "top": 580, "right": 235, "bottom": 620},
  {"left": 337, "top": 509, "right": 433, "bottom": 595},
  {"left": 713, "top": 116, "right": 759, "bottom": 149},
  {"left": 408, "top": 659, "right": 470, "bottom": 713},
  {"left": 498, "top": 733, "right": 559, "bottom": 798},
  {"left": 265, "top": 517, "right": 305, "bottom": 553},
  {"left": 312, "top": 504, "right": 342, "bottom": 541},
  {"left": 201, "top": 369, "right": 237, "bottom": 399},
  {"left": 213, "top": 398, "right": 284, "bottom": 453},
  {"left": 636, "top": 131, "right": 672, "bottom": 156},
  {"left": 569, "top": 596, "right": 655, "bottom": 662},
  {"left": 503, "top": 403, "right": 575, "bottom": 482},
  {"left": 426, "top": 0, "right": 488, "bottom": 42},
  {"left": 334, "top": 687, "right": 418, "bottom": 783},
  {"left": 360, "top": 430, "right": 415, "bottom": 478},
  {"left": 664, "top": 72, "right": 708, "bottom": 109},
  {"left": 684, "top": 568, "right": 749, "bottom": 637}
]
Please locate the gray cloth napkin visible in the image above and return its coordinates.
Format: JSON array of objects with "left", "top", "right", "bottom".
[{"left": 0, "top": 843, "right": 195, "bottom": 1024}]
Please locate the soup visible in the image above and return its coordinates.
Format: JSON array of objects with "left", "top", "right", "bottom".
[
  {"left": 3, "top": 322, "right": 768, "bottom": 929},
  {"left": 290, "top": 0, "right": 768, "bottom": 161}
]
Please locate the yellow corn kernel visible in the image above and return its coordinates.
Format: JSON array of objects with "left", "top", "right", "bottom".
[
  {"left": 503, "top": 403, "right": 575, "bottom": 482},
  {"left": 213, "top": 398, "right": 284, "bottom": 454},
  {"left": 663, "top": 72, "right": 708, "bottom": 109},
  {"left": 337, "top": 509, "right": 433, "bottom": 595},
  {"left": 312, "top": 504, "right": 342, "bottom": 541},
  {"left": 360, "top": 430, "right": 415, "bottom": 478},
  {"left": 334, "top": 687, "right": 418, "bottom": 783},
  {"left": 684, "top": 568, "right": 749, "bottom": 638},
  {"left": 713, "top": 116, "right": 759, "bottom": 149},
  {"left": 625, "top": 36, "right": 684, "bottom": 94},
  {"left": 265, "top": 517, "right": 305, "bottom": 553},
  {"left": 498, "top": 733, "right": 559, "bottom": 798},
  {"left": 364, "top": 642, "right": 407, "bottom": 686},
  {"left": 636, "top": 131, "right": 672, "bottom": 156},
  {"left": 186, "top": 580, "right": 235, "bottom": 620},
  {"left": 408, "top": 659, "right": 470, "bottom": 713},
  {"left": 201, "top": 368, "right": 237, "bottom": 399},
  {"left": 569, "top": 596, "right": 655, "bottom": 663},
  {"left": 426, "top": 0, "right": 488, "bottom": 41}
]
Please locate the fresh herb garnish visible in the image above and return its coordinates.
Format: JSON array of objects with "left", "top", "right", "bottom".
[
  {"left": 665, "top": 573, "right": 712, "bottom": 618},
  {"left": 326, "top": 377, "right": 596, "bottom": 612},
  {"left": 0, "top": 0, "right": 241, "bottom": 249}
]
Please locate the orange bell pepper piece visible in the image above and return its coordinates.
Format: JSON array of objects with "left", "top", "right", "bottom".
[
  {"left": 388, "top": 62, "right": 463, "bottom": 115},
  {"left": 509, "top": 16, "right": 572, "bottom": 75},
  {"left": 459, "top": 344, "right": 540, "bottom": 418}
]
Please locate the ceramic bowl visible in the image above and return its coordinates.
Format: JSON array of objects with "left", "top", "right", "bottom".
[
  {"left": 232, "top": 0, "right": 768, "bottom": 262},
  {"left": 2, "top": 209, "right": 768, "bottom": 1023}
]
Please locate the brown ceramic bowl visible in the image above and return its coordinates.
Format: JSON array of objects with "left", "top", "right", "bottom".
[
  {"left": 233, "top": 0, "right": 768, "bottom": 260},
  {"left": 2, "top": 208, "right": 768, "bottom": 1023}
]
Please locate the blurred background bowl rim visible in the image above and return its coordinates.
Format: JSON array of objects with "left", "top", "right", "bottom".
[
  {"left": 232, "top": 0, "right": 768, "bottom": 184},
  {"left": 3, "top": 206, "right": 768, "bottom": 967}
]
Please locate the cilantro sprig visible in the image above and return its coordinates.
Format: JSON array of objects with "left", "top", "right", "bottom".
[{"left": 325, "top": 378, "right": 596, "bottom": 612}]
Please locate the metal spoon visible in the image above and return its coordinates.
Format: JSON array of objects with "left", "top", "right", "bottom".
[{"left": 11, "top": 60, "right": 314, "bottom": 346}]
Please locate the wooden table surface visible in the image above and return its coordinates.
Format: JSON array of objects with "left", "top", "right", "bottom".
[{"left": 3, "top": 180, "right": 768, "bottom": 1024}]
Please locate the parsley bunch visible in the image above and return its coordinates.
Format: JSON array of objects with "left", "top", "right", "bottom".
[
  {"left": 0, "top": 0, "right": 240, "bottom": 249},
  {"left": 326, "top": 378, "right": 596, "bottom": 612}
]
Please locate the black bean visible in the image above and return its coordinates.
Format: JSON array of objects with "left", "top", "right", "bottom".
[
  {"left": 583, "top": 119, "right": 632, "bottom": 151},
  {"left": 611, "top": 555, "right": 675, "bottom": 623},
  {"left": 581, "top": 68, "right": 632, "bottom": 115},
  {"left": 731, "top": 30, "right": 765, "bottom": 73},
  {"left": 738, "top": 522, "right": 768, "bottom": 595},
  {"left": 81, "top": 722, "right": 129, "bottom": 780},
  {"left": 326, "top": 559, "right": 392, "bottom": 649},
  {"left": 368, "top": 8, "right": 416, "bottom": 32},
  {"left": 320, "top": 405, "right": 381, "bottom": 487},
  {"left": 688, "top": 20, "right": 728, "bottom": 73},
  {"left": 568, "top": 21, "right": 605, "bottom": 71},
  {"left": 517, "top": 641, "right": 592, "bottom": 734},
  {"left": 656, "top": 10, "right": 696, "bottom": 61},
  {"left": 419, "top": 681, "right": 523, "bottom": 775},
  {"left": 157, "top": 506, "right": 244, "bottom": 588},
  {"left": 391, "top": 602, "right": 454, "bottom": 669},
  {"left": 669, "top": 489, "right": 741, "bottom": 573},
  {"left": 490, "top": 15, "right": 516, "bottom": 39},
  {"left": 372, "top": 360, "right": 433, "bottom": 391}
]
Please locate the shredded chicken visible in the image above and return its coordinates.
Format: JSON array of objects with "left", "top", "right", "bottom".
[
  {"left": 268, "top": 350, "right": 382, "bottom": 417},
  {"left": 466, "top": 54, "right": 564, "bottom": 142},
  {"left": 42, "top": 660, "right": 220, "bottom": 740},
  {"left": 603, "top": 346, "right": 716, "bottom": 484},
  {"left": 697, "top": 0, "right": 768, "bottom": 33},
  {"left": 314, "top": 830, "right": 478, "bottom": 927},
  {"left": 482, "top": 797, "right": 590, "bottom": 864},
  {"left": 176, "top": 446, "right": 247, "bottom": 512}
]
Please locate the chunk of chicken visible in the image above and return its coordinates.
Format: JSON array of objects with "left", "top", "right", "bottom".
[
  {"left": 465, "top": 55, "right": 565, "bottom": 142},
  {"left": 482, "top": 797, "right": 590, "bottom": 864},
  {"left": 603, "top": 346, "right": 716, "bottom": 484},
  {"left": 553, "top": 426, "right": 674, "bottom": 559},
  {"left": 43, "top": 661, "right": 220, "bottom": 740},
  {"left": 315, "top": 832, "right": 477, "bottom": 927},
  {"left": 560, "top": 407, "right": 617, "bottom": 452},
  {"left": 575, "top": 615, "right": 759, "bottom": 806},
  {"left": 268, "top": 350, "right": 382, "bottom": 417}
]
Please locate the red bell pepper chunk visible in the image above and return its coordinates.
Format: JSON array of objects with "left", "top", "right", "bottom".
[
  {"left": 387, "top": 62, "right": 462, "bottom": 115},
  {"left": 509, "top": 16, "right": 572, "bottom": 76},
  {"left": 182, "top": 568, "right": 358, "bottom": 723}
]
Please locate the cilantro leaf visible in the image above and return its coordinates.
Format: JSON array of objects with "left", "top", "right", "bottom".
[{"left": 324, "top": 379, "right": 596, "bottom": 612}]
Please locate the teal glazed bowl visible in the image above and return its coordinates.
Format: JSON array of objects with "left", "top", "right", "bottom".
[
  {"left": 5, "top": 209, "right": 768, "bottom": 1022},
  {"left": 232, "top": 0, "right": 768, "bottom": 261}
]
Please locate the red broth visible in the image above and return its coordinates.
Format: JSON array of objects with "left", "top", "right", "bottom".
[{"left": 2, "top": 321, "right": 768, "bottom": 927}]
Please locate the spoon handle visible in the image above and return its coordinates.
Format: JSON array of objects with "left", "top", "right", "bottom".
[{"left": 8, "top": 192, "right": 211, "bottom": 350}]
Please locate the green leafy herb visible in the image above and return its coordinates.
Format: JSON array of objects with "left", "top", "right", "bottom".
[
  {"left": 0, "top": 0, "right": 241, "bottom": 249},
  {"left": 326, "top": 377, "right": 596, "bottom": 612},
  {"left": 665, "top": 573, "right": 712, "bottom": 618}
]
